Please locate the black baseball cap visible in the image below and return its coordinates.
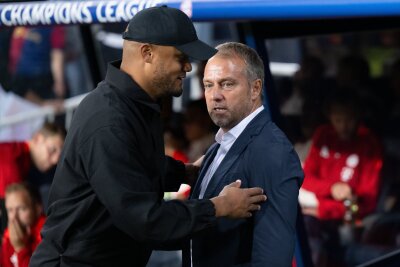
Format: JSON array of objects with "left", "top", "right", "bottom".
[{"left": 122, "top": 6, "right": 217, "bottom": 60}]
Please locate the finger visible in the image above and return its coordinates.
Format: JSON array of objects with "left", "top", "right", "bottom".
[
  {"left": 247, "top": 204, "right": 261, "bottom": 211},
  {"left": 248, "top": 194, "right": 267, "bottom": 204},
  {"left": 226, "top": 180, "right": 241, "bottom": 188},
  {"left": 245, "top": 187, "right": 265, "bottom": 197}
]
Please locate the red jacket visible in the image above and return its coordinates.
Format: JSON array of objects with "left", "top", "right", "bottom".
[
  {"left": 0, "top": 142, "right": 31, "bottom": 198},
  {"left": 0, "top": 216, "right": 45, "bottom": 267},
  {"left": 302, "top": 125, "right": 382, "bottom": 220}
]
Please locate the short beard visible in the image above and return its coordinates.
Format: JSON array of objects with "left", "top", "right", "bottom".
[{"left": 152, "top": 66, "right": 183, "bottom": 98}]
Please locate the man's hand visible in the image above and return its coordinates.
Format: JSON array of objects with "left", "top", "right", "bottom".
[
  {"left": 211, "top": 180, "right": 267, "bottom": 218},
  {"left": 9, "top": 216, "right": 30, "bottom": 252},
  {"left": 331, "top": 182, "right": 352, "bottom": 201}
]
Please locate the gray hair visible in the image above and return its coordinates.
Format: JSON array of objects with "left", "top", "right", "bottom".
[{"left": 215, "top": 42, "right": 265, "bottom": 86}]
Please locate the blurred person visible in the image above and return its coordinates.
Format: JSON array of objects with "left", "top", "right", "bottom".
[
  {"left": 30, "top": 7, "right": 266, "bottom": 267},
  {"left": 300, "top": 89, "right": 383, "bottom": 266},
  {"left": 336, "top": 54, "right": 384, "bottom": 134},
  {"left": 0, "top": 183, "right": 45, "bottom": 267},
  {"left": 8, "top": 25, "right": 66, "bottom": 112},
  {"left": 184, "top": 99, "right": 216, "bottom": 162},
  {"left": 64, "top": 26, "right": 91, "bottom": 97},
  {"left": 280, "top": 55, "right": 326, "bottom": 116},
  {"left": 294, "top": 99, "right": 326, "bottom": 165},
  {"left": 0, "top": 122, "right": 65, "bottom": 235},
  {"left": 279, "top": 55, "right": 328, "bottom": 146},
  {"left": 164, "top": 126, "right": 189, "bottom": 164},
  {"left": 336, "top": 54, "right": 371, "bottom": 90},
  {"left": 185, "top": 42, "right": 304, "bottom": 267}
]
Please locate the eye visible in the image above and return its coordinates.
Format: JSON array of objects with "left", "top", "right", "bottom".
[
  {"left": 221, "top": 81, "right": 234, "bottom": 89},
  {"left": 203, "top": 83, "right": 213, "bottom": 90},
  {"left": 177, "top": 54, "right": 189, "bottom": 63}
]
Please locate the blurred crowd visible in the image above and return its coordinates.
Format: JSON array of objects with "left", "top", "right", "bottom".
[{"left": 277, "top": 53, "right": 400, "bottom": 267}]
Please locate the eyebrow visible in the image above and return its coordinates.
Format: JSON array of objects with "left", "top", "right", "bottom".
[{"left": 203, "top": 77, "right": 236, "bottom": 83}]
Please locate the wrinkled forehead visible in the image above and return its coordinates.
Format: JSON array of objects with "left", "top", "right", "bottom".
[{"left": 204, "top": 56, "right": 245, "bottom": 79}]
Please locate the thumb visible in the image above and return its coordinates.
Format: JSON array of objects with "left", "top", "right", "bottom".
[{"left": 226, "top": 179, "right": 242, "bottom": 188}]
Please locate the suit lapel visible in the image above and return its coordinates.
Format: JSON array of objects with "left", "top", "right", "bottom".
[
  {"left": 191, "top": 143, "right": 220, "bottom": 199},
  {"left": 202, "top": 111, "right": 270, "bottom": 199}
]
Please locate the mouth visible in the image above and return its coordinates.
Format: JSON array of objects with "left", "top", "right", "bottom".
[{"left": 213, "top": 107, "right": 227, "bottom": 113}]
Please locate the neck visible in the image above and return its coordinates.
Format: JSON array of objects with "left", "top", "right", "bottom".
[{"left": 120, "top": 59, "right": 157, "bottom": 100}]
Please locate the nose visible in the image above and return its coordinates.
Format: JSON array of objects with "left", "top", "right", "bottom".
[
  {"left": 183, "top": 61, "right": 192, "bottom": 73},
  {"left": 213, "top": 87, "right": 224, "bottom": 101}
]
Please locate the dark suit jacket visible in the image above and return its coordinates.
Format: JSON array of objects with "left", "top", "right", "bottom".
[{"left": 184, "top": 109, "right": 304, "bottom": 267}]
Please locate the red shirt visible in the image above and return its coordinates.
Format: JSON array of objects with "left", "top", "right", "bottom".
[
  {"left": 0, "top": 142, "right": 31, "bottom": 198},
  {"left": 172, "top": 150, "right": 189, "bottom": 163},
  {"left": 0, "top": 215, "right": 45, "bottom": 267},
  {"left": 302, "top": 125, "right": 382, "bottom": 220}
]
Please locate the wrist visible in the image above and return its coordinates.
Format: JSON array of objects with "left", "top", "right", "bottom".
[
  {"left": 210, "top": 196, "right": 227, "bottom": 217},
  {"left": 12, "top": 243, "right": 26, "bottom": 253}
]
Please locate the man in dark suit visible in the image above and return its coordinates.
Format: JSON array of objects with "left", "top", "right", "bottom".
[{"left": 186, "top": 42, "right": 304, "bottom": 267}]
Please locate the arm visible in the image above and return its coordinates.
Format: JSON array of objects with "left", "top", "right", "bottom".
[
  {"left": 249, "top": 144, "right": 303, "bottom": 267},
  {"left": 163, "top": 156, "right": 186, "bottom": 192},
  {"left": 51, "top": 49, "right": 65, "bottom": 98},
  {"left": 302, "top": 128, "right": 334, "bottom": 198},
  {"left": 50, "top": 27, "right": 65, "bottom": 98},
  {"left": 81, "top": 126, "right": 264, "bottom": 245}
]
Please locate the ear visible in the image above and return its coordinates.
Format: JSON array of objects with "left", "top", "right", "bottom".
[
  {"left": 251, "top": 79, "right": 262, "bottom": 100},
  {"left": 140, "top": 44, "right": 153, "bottom": 63}
]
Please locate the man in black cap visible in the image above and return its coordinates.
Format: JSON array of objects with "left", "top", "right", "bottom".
[{"left": 30, "top": 6, "right": 266, "bottom": 267}]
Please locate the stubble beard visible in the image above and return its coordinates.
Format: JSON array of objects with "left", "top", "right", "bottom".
[
  {"left": 210, "top": 112, "right": 234, "bottom": 130},
  {"left": 152, "top": 65, "right": 183, "bottom": 98}
]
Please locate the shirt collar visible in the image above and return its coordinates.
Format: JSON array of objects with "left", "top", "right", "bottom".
[
  {"left": 105, "top": 60, "right": 161, "bottom": 113},
  {"left": 215, "top": 105, "right": 264, "bottom": 144}
]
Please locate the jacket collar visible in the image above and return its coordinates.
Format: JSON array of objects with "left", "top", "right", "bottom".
[
  {"left": 192, "top": 110, "right": 271, "bottom": 199},
  {"left": 105, "top": 60, "right": 161, "bottom": 113}
]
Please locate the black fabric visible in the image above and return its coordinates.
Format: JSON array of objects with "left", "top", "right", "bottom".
[
  {"left": 30, "top": 60, "right": 216, "bottom": 267},
  {"left": 0, "top": 198, "right": 6, "bottom": 238},
  {"left": 122, "top": 6, "right": 217, "bottom": 60}
]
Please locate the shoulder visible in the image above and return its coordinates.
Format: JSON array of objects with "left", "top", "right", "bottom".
[
  {"left": 255, "top": 121, "right": 293, "bottom": 149},
  {"left": 72, "top": 86, "right": 137, "bottom": 140},
  {"left": 245, "top": 121, "right": 298, "bottom": 167},
  {"left": 0, "top": 142, "right": 29, "bottom": 156}
]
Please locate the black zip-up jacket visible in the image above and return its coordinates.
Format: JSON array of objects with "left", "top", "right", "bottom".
[{"left": 30, "top": 61, "right": 216, "bottom": 267}]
